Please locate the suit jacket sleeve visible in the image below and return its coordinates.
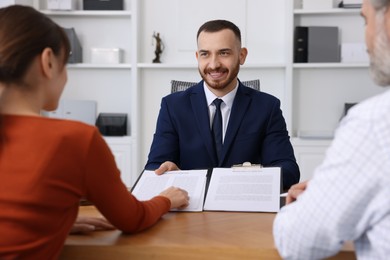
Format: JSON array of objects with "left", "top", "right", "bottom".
[
  {"left": 260, "top": 98, "right": 300, "bottom": 189},
  {"left": 145, "top": 97, "right": 180, "bottom": 170}
]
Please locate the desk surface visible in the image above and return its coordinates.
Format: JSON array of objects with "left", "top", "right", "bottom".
[{"left": 61, "top": 206, "right": 355, "bottom": 260}]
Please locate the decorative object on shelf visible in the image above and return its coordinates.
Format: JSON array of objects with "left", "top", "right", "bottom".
[
  {"left": 63, "top": 27, "right": 82, "bottom": 63},
  {"left": 96, "top": 113, "right": 128, "bottom": 136},
  {"left": 0, "top": 0, "right": 32, "bottom": 8},
  {"left": 91, "top": 48, "right": 123, "bottom": 64},
  {"left": 294, "top": 26, "right": 340, "bottom": 63},
  {"left": 152, "top": 32, "right": 164, "bottom": 63},
  {"left": 47, "top": 0, "right": 76, "bottom": 10},
  {"left": 83, "top": 0, "right": 123, "bottom": 10}
]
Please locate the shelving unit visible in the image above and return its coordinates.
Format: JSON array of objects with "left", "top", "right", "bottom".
[
  {"left": 289, "top": 2, "right": 373, "bottom": 137},
  {"left": 32, "top": 0, "right": 140, "bottom": 188},
  {"left": 288, "top": 0, "right": 386, "bottom": 180},
  {"left": 25, "top": 0, "right": 383, "bottom": 183}
]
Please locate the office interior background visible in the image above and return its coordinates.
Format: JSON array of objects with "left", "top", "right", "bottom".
[{"left": 20, "top": 0, "right": 383, "bottom": 188}]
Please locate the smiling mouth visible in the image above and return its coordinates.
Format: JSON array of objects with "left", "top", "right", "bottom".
[{"left": 208, "top": 70, "right": 227, "bottom": 80}]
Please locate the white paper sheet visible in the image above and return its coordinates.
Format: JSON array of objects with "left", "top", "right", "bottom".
[
  {"left": 132, "top": 170, "right": 207, "bottom": 212},
  {"left": 203, "top": 167, "right": 281, "bottom": 212}
]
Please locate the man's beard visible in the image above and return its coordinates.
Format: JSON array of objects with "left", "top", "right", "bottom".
[
  {"left": 370, "top": 11, "right": 390, "bottom": 86},
  {"left": 199, "top": 60, "right": 240, "bottom": 90}
]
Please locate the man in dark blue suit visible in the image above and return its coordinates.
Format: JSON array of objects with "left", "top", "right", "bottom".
[{"left": 145, "top": 19, "right": 299, "bottom": 189}]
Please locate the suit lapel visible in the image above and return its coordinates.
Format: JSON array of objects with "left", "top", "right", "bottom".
[
  {"left": 190, "top": 83, "right": 219, "bottom": 165},
  {"left": 220, "top": 85, "right": 251, "bottom": 165}
]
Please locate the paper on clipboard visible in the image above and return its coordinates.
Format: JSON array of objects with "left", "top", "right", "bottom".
[{"left": 203, "top": 167, "right": 281, "bottom": 212}]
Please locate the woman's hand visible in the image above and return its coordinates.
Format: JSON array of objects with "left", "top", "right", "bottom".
[{"left": 70, "top": 216, "right": 115, "bottom": 234}]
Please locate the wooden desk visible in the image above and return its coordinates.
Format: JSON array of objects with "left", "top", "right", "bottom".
[{"left": 61, "top": 206, "right": 355, "bottom": 260}]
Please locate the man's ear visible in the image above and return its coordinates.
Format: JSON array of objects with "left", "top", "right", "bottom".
[
  {"left": 239, "top": 47, "right": 248, "bottom": 65},
  {"left": 40, "top": 47, "right": 54, "bottom": 79}
]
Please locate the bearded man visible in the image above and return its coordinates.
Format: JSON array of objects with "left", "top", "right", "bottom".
[
  {"left": 273, "top": 0, "right": 390, "bottom": 258},
  {"left": 145, "top": 19, "right": 299, "bottom": 190}
]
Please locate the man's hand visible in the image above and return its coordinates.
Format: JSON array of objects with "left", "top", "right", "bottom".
[
  {"left": 154, "top": 161, "right": 180, "bottom": 175},
  {"left": 286, "top": 180, "right": 309, "bottom": 204},
  {"left": 70, "top": 216, "right": 116, "bottom": 234}
]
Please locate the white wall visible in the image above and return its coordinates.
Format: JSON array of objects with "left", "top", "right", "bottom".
[{"left": 139, "top": 0, "right": 286, "bottom": 64}]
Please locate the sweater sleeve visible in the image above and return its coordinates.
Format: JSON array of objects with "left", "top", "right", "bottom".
[{"left": 83, "top": 129, "right": 171, "bottom": 233}]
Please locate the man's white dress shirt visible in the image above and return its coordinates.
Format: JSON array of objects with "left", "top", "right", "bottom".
[{"left": 274, "top": 89, "right": 390, "bottom": 260}]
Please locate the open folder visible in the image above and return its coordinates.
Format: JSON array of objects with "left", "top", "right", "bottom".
[{"left": 131, "top": 166, "right": 282, "bottom": 213}]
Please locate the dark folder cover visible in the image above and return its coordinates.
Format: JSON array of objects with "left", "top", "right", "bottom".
[
  {"left": 308, "top": 26, "right": 340, "bottom": 62},
  {"left": 294, "top": 26, "right": 308, "bottom": 63},
  {"left": 294, "top": 26, "right": 340, "bottom": 63}
]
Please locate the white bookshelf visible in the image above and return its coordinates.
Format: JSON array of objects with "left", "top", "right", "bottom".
[
  {"left": 289, "top": 0, "right": 384, "bottom": 179},
  {"left": 33, "top": 0, "right": 140, "bottom": 187},
  {"left": 29, "top": 0, "right": 382, "bottom": 182}
]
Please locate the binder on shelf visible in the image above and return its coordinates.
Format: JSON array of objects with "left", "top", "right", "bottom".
[
  {"left": 339, "top": 0, "right": 362, "bottom": 8},
  {"left": 294, "top": 26, "right": 340, "bottom": 63},
  {"left": 294, "top": 26, "right": 308, "bottom": 63},
  {"left": 83, "top": 0, "right": 123, "bottom": 10},
  {"left": 132, "top": 165, "right": 282, "bottom": 213},
  {"left": 63, "top": 28, "right": 82, "bottom": 64}
]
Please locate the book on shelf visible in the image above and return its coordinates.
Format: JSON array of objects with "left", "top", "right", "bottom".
[
  {"left": 294, "top": 26, "right": 340, "bottom": 63},
  {"left": 294, "top": 26, "right": 308, "bottom": 63},
  {"left": 132, "top": 166, "right": 282, "bottom": 213}
]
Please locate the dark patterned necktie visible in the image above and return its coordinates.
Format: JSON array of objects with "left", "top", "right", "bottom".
[{"left": 212, "top": 98, "right": 223, "bottom": 163}]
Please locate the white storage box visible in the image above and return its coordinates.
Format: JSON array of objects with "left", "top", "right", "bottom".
[
  {"left": 0, "top": 0, "right": 33, "bottom": 7},
  {"left": 42, "top": 99, "right": 97, "bottom": 126},
  {"left": 302, "top": 0, "right": 335, "bottom": 9},
  {"left": 47, "top": 0, "right": 76, "bottom": 10},
  {"left": 341, "top": 43, "right": 369, "bottom": 63},
  {"left": 91, "top": 48, "right": 123, "bottom": 64}
]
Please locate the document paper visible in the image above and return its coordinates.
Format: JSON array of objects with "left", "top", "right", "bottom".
[
  {"left": 203, "top": 167, "right": 281, "bottom": 212},
  {"left": 132, "top": 170, "right": 207, "bottom": 212}
]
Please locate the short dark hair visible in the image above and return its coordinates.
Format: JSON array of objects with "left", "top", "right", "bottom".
[{"left": 196, "top": 19, "right": 241, "bottom": 44}]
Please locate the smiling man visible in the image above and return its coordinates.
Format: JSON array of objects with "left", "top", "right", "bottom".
[{"left": 145, "top": 20, "right": 300, "bottom": 190}]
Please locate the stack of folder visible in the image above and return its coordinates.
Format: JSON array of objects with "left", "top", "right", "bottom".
[{"left": 340, "top": 0, "right": 362, "bottom": 8}]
